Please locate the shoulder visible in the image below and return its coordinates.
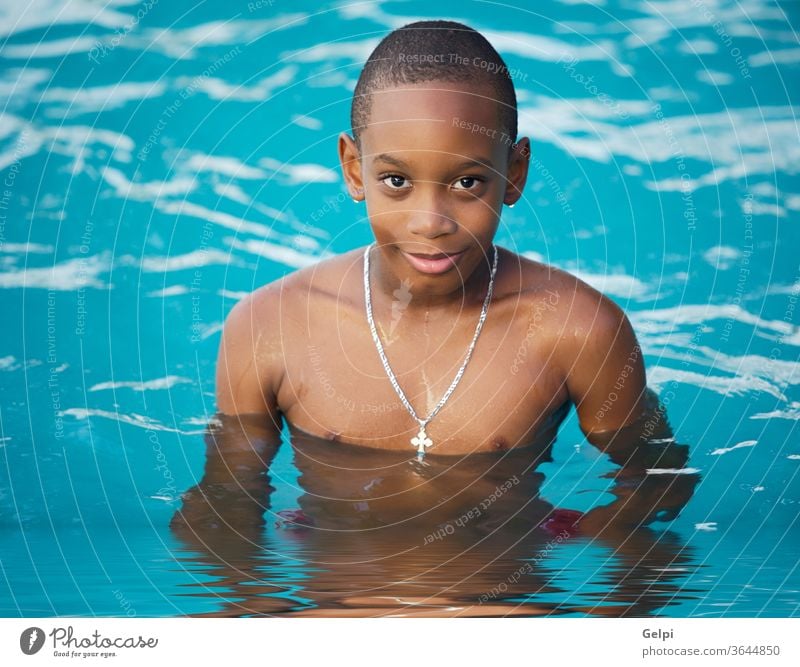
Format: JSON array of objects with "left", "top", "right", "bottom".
[
  {"left": 214, "top": 266, "right": 308, "bottom": 414},
  {"left": 504, "top": 249, "right": 641, "bottom": 366},
  {"left": 215, "top": 247, "right": 366, "bottom": 416},
  {"left": 506, "top": 250, "right": 626, "bottom": 332},
  {"left": 219, "top": 246, "right": 367, "bottom": 366},
  {"left": 496, "top": 247, "right": 572, "bottom": 294},
  {"left": 498, "top": 248, "right": 613, "bottom": 321},
  {"left": 214, "top": 282, "right": 284, "bottom": 415},
  {"left": 281, "top": 245, "right": 365, "bottom": 305},
  {"left": 521, "top": 261, "right": 647, "bottom": 433},
  {"left": 232, "top": 245, "right": 365, "bottom": 320}
]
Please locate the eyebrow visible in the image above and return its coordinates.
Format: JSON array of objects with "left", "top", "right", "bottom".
[{"left": 373, "top": 153, "right": 496, "bottom": 171}]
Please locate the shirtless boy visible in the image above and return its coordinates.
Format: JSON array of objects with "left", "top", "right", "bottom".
[
  {"left": 219, "top": 20, "right": 649, "bottom": 455},
  {"left": 175, "top": 21, "right": 694, "bottom": 544}
]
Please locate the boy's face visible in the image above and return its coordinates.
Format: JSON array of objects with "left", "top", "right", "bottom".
[{"left": 339, "top": 82, "right": 530, "bottom": 300}]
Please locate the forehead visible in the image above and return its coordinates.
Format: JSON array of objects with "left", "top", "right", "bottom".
[{"left": 360, "top": 82, "right": 508, "bottom": 162}]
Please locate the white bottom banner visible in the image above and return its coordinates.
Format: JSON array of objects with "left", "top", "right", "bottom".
[{"left": 0, "top": 618, "right": 798, "bottom": 666}]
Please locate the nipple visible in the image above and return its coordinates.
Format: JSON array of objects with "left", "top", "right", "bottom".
[{"left": 491, "top": 436, "right": 508, "bottom": 451}]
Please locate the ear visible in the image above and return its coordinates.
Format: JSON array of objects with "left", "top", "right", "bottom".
[
  {"left": 503, "top": 136, "right": 530, "bottom": 207},
  {"left": 337, "top": 132, "right": 365, "bottom": 201}
]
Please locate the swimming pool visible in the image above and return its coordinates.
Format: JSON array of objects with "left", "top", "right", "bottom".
[{"left": 1, "top": 0, "right": 798, "bottom": 617}]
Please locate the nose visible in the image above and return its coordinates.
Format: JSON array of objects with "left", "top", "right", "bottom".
[{"left": 406, "top": 189, "right": 458, "bottom": 238}]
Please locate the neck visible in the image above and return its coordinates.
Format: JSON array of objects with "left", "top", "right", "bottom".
[{"left": 368, "top": 244, "right": 496, "bottom": 317}]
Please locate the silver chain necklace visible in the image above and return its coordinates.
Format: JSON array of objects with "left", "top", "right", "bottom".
[{"left": 363, "top": 243, "right": 499, "bottom": 460}]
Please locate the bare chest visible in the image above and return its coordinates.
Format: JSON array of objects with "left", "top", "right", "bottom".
[{"left": 276, "top": 293, "right": 570, "bottom": 455}]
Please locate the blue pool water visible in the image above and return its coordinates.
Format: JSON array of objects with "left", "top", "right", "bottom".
[{"left": 1, "top": 0, "right": 799, "bottom": 617}]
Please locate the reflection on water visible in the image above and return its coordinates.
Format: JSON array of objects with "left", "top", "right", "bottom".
[{"left": 171, "top": 396, "right": 701, "bottom": 617}]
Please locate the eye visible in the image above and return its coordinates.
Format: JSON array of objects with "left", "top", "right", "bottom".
[
  {"left": 453, "top": 176, "right": 483, "bottom": 190},
  {"left": 380, "top": 174, "right": 411, "bottom": 190}
]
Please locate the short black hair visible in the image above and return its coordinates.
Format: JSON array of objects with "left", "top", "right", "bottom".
[{"left": 351, "top": 20, "right": 518, "bottom": 150}]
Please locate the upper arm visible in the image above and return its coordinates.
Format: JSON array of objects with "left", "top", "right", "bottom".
[
  {"left": 215, "top": 287, "right": 284, "bottom": 431},
  {"left": 561, "top": 285, "right": 648, "bottom": 436}
]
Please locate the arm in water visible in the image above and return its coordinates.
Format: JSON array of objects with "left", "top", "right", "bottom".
[
  {"left": 171, "top": 288, "right": 285, "bottom": 541},
  {"left": 170, "top": 414, "right": 282, "bottom": 541},
  {"left": 578, "top": 387, "right": 699, "bottom": 536},
  {"left": 560, "top": 296, "right": 698, "bottom": 536},
  {"left": 168, "top": 415, "right": 294, "bottom": 617}
]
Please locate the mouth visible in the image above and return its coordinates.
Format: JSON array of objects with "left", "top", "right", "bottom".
[{"left": 401, "top": 248, "right": 466, "bottom": 275}]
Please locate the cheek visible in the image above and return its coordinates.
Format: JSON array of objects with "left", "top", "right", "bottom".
[
  {"left": 366, "top": 205, "right": 404, "bottom": 232},
  {"left": 367, "top": 219, "right": 397, "bottom": 244},
  {"left": 457, "top": 201, "right": 501, "bottom": 232}
]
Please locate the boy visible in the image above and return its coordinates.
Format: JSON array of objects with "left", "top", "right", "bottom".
[
  {"left": 219, "top": 20, "right": 649, "bottom": 456},
  {"left": 175, "top": 21, "right": 694, "bottom": 544}
]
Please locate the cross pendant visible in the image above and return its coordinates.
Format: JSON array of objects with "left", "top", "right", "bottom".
[{"left": 411, "top": 427, "right": 433, "bottom": 457}]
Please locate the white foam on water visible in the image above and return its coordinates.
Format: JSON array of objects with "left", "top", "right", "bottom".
[
  {"left": 89, "top": 376, "right": 193, "bottom": 392},
  {"left": 710, "top": 440, "right": 758, "bottom": 456}
]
